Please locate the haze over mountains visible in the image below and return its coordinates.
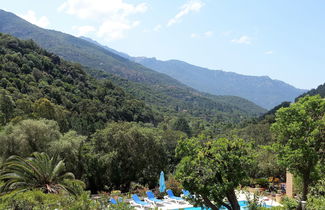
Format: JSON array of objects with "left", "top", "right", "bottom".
[
  {"left": 0, "top": 9, "right": 305, "bottom": 111},
  {"left": 80, "top": 36, "right": 306, "bottom": 109},
  {"left": 132, "top": 58, "right": 307, "bottom": 109},
  {"left": 0, "top": 9, "right": 266, "bottom": 123}
]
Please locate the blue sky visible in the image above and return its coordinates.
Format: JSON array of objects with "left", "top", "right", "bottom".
[{"left": 2, "top": 0, "right": 325, "bottom": 89}]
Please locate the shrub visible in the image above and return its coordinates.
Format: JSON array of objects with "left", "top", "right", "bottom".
[
  {"left": 129, "top": 182, "right": 148, "bottom": 197},
  {"left": 280, "top": 196, "right": 298, "bottom": 210},
  {"left": 166, "top": 174, "right": 183, "bottom": 196},
  {"left": 108, "top": 202, "right": 135, "bottom": 209},
  {"left": 254, "top": 178, "right": 269, "bottom": 188},
  {"left": 0, "top": 190, "right": 100, "bottom": 210}
]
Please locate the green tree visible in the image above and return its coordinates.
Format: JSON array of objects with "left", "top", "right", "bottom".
[
  {"left": 271, "top": 95, "right": 325, "bottom": 204},
  {"left": 33, "top": 98, "right": 70, "bottom": 132},
  {"left": 87, "top": 122, "right": 168, "bottom": 192},
  {"left": 0, "top": 119, "right": 61, "bottom": 158},
  {"left": 0, "top": 92, "right": 15, "bottom": 124},
  {"left": 172, "top": 117, "right": 192, "bottom": 137},
  {"left": 49, "top": 130, "right": 86, "bottom": 179},
  {"left": 0, "top": 152, "right": 84, "bottom": 195},
  {"left": 176, "top": 136, "right": 255, "bottom": 210}
]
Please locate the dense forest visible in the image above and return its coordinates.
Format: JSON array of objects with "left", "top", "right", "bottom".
[
  {"left": 0, "top": 33, "right": 186, "bottom": 195},
  {"left": 0, "top": 29, "right": 324, "bottom": 209},
  {"left": 0, "top": 33, "right": 157, "bottom": 135},
  {"left": 0, "top": 9, "right": 266, "bottom": 125}
]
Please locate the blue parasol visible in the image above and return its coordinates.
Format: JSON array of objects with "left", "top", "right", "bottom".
[{"left": 159, "top": 171, "right": 166, "bottom": 192}]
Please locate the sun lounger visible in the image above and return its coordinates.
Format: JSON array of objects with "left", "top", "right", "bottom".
[
  {"left": 109, "top": 197, "right": 118, "bottom": 205},
  {"left": 130, "top": 194, "right": 152, "bottom": 209},
  {"left": 144, "top": 191, "right": 164, "bottom": 206},
  {"left": 181, "top": 189, "right": 191, "bottom": 197},
  {"left": 165, "top": 189, "right": 187, "bottom": 204}
]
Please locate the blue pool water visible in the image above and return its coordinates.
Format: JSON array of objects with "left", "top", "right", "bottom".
[{"left": 176, "top": 201, "right": 272, "bottom": 210}]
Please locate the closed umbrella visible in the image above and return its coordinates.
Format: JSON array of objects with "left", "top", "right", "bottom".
[{"left": 159, "top": 171, "right": 166, "bottom": 192}]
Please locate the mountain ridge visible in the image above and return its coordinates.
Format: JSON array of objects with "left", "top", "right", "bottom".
[
  {"left": 79, "top": 36, "right": 306, "bottom": 109},
  {"left": 0, "top": 9, "right": 266, "bottom": 123},
  {"left": 132, "top": 57, "right": 306, "bottom": 109}
]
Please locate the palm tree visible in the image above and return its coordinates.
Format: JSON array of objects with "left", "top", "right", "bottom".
[{"left": 0, "top": 152, "right": 84, "bottom": 195}]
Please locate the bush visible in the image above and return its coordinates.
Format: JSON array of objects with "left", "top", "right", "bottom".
[
  {"left": 129, "top": 182, "right": 148, "bottom": 197},
  {"left": 280, "top": 196, "right": 298, "bottom": 210},
  {"left": 254, "top": 178, "right": 269, "bottom": 188},
  {"left": 0, "top": 190, "right": 101, "bottom": 210},
  {"left": 166, "top": 174, "right": 183, "bottom": 196},
  {"left": 307, "top": 196, "right": 325, "bottom": 210},
  {"left": 108, "top": 202, "right": 135, "bottom": 209}
]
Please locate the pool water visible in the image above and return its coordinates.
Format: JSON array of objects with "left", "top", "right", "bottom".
[{"left": 178, "top": 201, "right": 272, "bottom": 210}]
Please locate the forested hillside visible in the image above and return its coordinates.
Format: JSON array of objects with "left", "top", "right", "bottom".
[
  {"left": 297, "top": 82, "right": 325, "bottom": 99},
  {"left": 78, "top": 36, "right": 306, "bottom": 110},
  {"left": 0, "top": 9, "right": 265, "bottom": 124},
  {"left": 0, "top": 33, "right": 156, "bottom": 135},
  {"left": 0, "top": 34, "right": 184, "bottom": 195},
  {"left": 132, "top": 57, "right": 306, "bottom": 109}
]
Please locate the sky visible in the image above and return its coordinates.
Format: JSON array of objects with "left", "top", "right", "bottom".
[{"left": 2, "top": 0, "right": 325, "bottom": 90}]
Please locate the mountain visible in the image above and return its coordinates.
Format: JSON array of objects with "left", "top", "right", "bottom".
[
  {"left": 79, "top": 36, "right": 306, "bottom": 110},
  {"left": 0, "top": 33, "right": 156, "bottom": 135},
  {"left": 0, "top": 9, "right": 266, "bottom": 123},
  {"left": 297, "top": 82, "right": 325, "bottom": 99},
  {"left": 132, "top": 58, "right": 307, "bottom": 109}
]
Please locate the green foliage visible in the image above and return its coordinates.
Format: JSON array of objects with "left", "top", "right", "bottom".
[
  {"left": 244, "top": 191, "right": 264, "bottom": 210},
  {"left": 176, "top": 135, "right": 255, "bottom": 210},
  {"left": 165, "top": 174, "right": 183, "bottom": 196},
  {"left": 172, "top": 117, "right": 192, "bottom": 137},
  {"left": 307, "top": 178, "right": 325, "bottom": 210},
  {"left": 297, "top": 82, "right": 325, "bottom": 100},
  {"left": 0, "top": 119, "right": 61, "bottom": 158},
  {"left": 108, "top": 201, "right": 135, "bottom": 210},
  {"left": 129, "top": 182, "right": 148, "bottom": 197},
  {"left": 0, "top": 33, "right": 156, "bottom": 134},
  {"left": 0, "top": 152, "right": 84, "bottom": 195},
  {"left": 0, "top": 190, "right": 100, "bottom": 210},
  {"left": 280, "top": 196, "right": 299, "bottom": 210},
  {"left": 254, "top": 178, "right": 269, "bottom": 188},
  {"left": 85, "top": 122, "right": 171, "bottom": 192},
  {"left": 135, "top": 57, "right": 305, "bottom": 109},
  {"left": 306, "top": 196, "right": 325, "bottom": 210},
  {"left": 0, "top": 92, "right": 15, "bottom": 124},
  {"left": 0, "top": 12, "right": 266, "bottom": 127},
  {"left": 49, "top": 130, "right": 86, "bottom": 179},
  {"left": 271, "top": 95, "right": 325, "bottom": 200}
]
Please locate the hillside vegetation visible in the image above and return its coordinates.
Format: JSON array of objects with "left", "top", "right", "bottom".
[
  {"left": 0, "top": 33, "right": 156, "bottom": 135},
  {"left": 133, "top": 57, "right": 306, "bottom": 109},
  {"left": 0, "top": 9, "right": 265, "bottom": 122},
  {"left": 79, "top": 36, "right": 306, "bottom": 109}
]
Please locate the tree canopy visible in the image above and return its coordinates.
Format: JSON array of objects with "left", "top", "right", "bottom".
[
  {"left": 176, "top": 136, "right": 255, "bottom": 210},
  {"left": 271, "top": 95, "right": 325, "bottom": 202}
]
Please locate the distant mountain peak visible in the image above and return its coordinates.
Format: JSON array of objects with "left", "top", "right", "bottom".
[{"left": 77, "top": 35, "right": 307, "bottom": 109}]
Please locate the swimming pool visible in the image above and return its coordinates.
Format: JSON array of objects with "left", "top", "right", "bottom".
[{"left": 176, "top": 201, "right": 272, "bottom": 210}]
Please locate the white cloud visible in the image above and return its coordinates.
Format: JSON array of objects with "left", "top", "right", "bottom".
[
  {"left": 221, "top": 30, "right": 232, "bottom": 36},
  {"left": 190, "top": 33, "right": 199, "bottom": 38},
  {"left": 97, "top": 20, "right": 139, "bottom": 40},
  {"left": 231, "top": 35, "right": 251, "bottom": 44},
  {"left": 153, "top": 24, "right": 162, "bottom": 32},
  {"left": 204, "top": 31, "right": 213, "bottom": 37},
  {"left": 190, "top": 31, "right": 213, "bottom": 38},
  {"left": 73, "top": 25, "right": 96, "bottom": 36},
  {"left": 20, "top": 10, "right": 50, "bottom": 28},
  {"left": 59, "top": 0, "right": 148, "bottom": 41},
  {"left": 265, "top": 50, "right": 274, "bottom": 55},
  {"left": 167, "top": 0, "right": 204, "bottom": 27}
]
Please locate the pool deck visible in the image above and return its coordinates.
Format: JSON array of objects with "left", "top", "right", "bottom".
[{"left": 131, "top": 191, "right": 282, "bottom": 209}]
